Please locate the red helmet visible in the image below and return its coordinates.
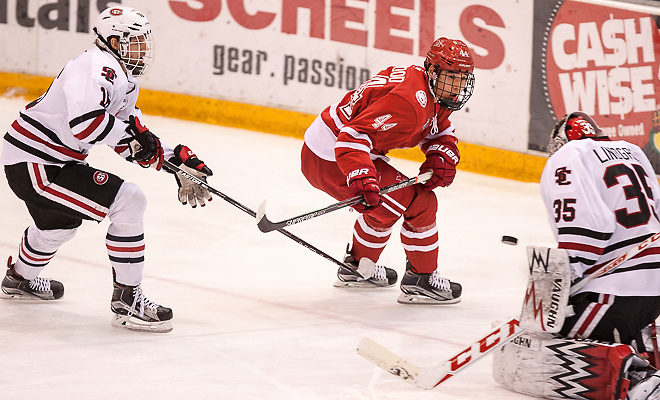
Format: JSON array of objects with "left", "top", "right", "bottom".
[
  {"left": 548, "top": 112, "right": 603, "bottom": 155},
  {"left": 564, "top": 115, "right": 597, "bottom": 140},
  {"left": 425, "top": 38, "right": 475, "bottom": 110},
  {"left": 426, "top": 37, "right": 475, "bottom": 74}
]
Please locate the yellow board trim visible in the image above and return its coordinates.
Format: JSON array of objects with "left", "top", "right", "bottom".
[{"left": 0, "top": 71, "right": 546, "bottom": 182}]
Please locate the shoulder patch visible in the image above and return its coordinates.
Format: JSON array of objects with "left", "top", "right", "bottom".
[{"left": 416, "top": 90, "right": 427, "bottom": 108}]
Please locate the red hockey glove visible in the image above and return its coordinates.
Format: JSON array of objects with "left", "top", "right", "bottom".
[
  {"left": 121, "top": 115, "right": 164, "bottom": 170},
  {"left": 420, "top": 136, "right": 460, "bottom": 190},
  {"left": 347, "top": 165, "right": 381, "bottom": 213},
  {"left": 168, "top": 144, "right": 214, "bottom": 208}
]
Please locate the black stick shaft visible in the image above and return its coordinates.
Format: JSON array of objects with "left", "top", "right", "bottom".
[
  {"left": 256, "top": 171, "right": 432, "bottom": 233},
  {"left": 161, "top": 160, "right": 355, "bottom": 271}
]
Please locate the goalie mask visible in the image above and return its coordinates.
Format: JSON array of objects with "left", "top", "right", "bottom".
[
  {"left": 93, "top": 6, "right": 155, "bottom": 77},
  {"left": 425, "top": 37, "right": 475, "bottom": 111},
  {"left": 548, "top": 112, "right": 603, "bottom": 156}
]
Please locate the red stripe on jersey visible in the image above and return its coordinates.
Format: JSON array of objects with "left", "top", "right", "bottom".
[
  {"left": 559, "top": 241, "right": 604, "bottom": 255},
  {"left": 321, "top": 108, "right": 340, "bottom": 134},
  {"left": 12, "top": 121, "right": 88, "bottom": 161},
  {"left": 575, "top": 294, "right": 611, "bottom": 337},
  {"left": 106, "top": 244, "right": 146, "bottom": 253},
  {"left": 74, "top": 114, "right": 105, "bottom": 140},
  {"left": 31, "top": 164, "right": 106, "bottom": 218}
]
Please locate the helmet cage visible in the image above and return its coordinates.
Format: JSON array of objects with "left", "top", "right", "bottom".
[
  {"left": 426, "top": 63, "right": 475, "bottom": 111},
  {"left": 117, "top": 32, "right": 155, "bottom": 77},
  {"left": 425, "top": 38, "right": 475, "bottom": 110}
]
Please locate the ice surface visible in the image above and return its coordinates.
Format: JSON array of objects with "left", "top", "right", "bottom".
[{"left": 0, "top": 96, "right": 553, "bottom": 399}]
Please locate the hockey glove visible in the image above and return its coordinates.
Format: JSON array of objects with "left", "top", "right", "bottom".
[
  {"left": 420, "top": 136, "right": 460, "bottom": 190},
  {"left": 168, "top": 144, "right": 214, "bottom": 208},
  {"left": 121, "top": 116, "right": 164, "bottom": 170},
  {"left": 347, "top": 165, "right": 381, "bottom": 213}
]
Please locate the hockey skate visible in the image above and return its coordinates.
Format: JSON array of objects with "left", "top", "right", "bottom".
[
  {"left": 0, "top": 256, "right": 64, "bottom": 300},
  {"left": 397, "top": 261, "right": 461, "bottom": 305},
  {"left": 333, "top": 247, "right": 397, "bottom": 288},
  {"left": 111, "top": 281, "right": 173, "bottom": 333}
]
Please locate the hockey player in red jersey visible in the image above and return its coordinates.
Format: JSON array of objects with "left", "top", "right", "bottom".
[
  {"left": 300, "top": 37, "right": 475, "bottom": 304},
  {"left": 493, "top": 112, "right": 660, "bottom": 400},
  {"left": 0, "top": 6, "right": 213, "bottom": 333}
]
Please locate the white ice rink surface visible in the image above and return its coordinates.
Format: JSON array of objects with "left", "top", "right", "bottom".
[{"left": 0, "top": 95, "right": 555, "bottom": 399}]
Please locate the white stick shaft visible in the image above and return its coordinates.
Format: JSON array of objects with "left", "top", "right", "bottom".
[{"left": 570, "top": 231, "right": 660, "bottom": 294}]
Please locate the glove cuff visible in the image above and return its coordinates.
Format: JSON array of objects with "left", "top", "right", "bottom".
[{"left": 425, "top": 136, "right": 460, "bottom": 166}]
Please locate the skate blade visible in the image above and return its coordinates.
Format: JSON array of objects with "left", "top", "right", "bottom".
[
  {"left": 0, "top": 289, "right": 60, "bottom": 301},
  {"left": 396, "top": 293, "right": 461, "bottom": 305},
  {"left": 333, "top": 279, "right": 393, "bottom": 288},
  {"left": 111, "top": 314, "right": 173, "bottom": 333}
]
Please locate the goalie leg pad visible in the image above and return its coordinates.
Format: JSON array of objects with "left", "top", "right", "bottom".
[
  {"left": 493, "top": 331, "right": 646, "bottom": 400},
  {"left": 519, "top": 246, "right": 572, "bottom": 333}
]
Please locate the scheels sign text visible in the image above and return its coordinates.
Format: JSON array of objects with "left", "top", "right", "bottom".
[{"left": 0, "top": 0, "right": 507, "bottom": 70}]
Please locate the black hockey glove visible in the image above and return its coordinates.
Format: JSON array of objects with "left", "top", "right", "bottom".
[
  {"left": 168, "top": 144, "right": 213, "bottom": 208},
  {"left": 120, "top": 116, "right": 164, "bottom": 170}
]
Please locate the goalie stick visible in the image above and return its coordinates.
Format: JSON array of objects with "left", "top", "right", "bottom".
[
  {"left": 255, "top": 171, "right": 433, "bottom": 233},
  {"left": 161, "top": 160, "right": 385, "bottom": 284},
  {"left": 357, "top": 231, "right": 660, "bottom": 389}
]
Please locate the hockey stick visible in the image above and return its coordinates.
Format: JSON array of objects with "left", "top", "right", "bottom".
[
  {"left": 357, "top": 231, "right": 660, "bottom": 389},
  {"left": 357, "top": 318, "right": 522, "bottom": 389},
  {"left": 255, "top": 171, "right": 433, "bottom": 233},
  {"left": 161, "top": 160, "right": 385, "bottom": 284}
]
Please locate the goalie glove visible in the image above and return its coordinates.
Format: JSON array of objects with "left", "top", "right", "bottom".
[
  {"left": 119, "top": 115, "right": 164, "bottom": 170},
  {"left": 168, "top": 144, "right": 214, "bottom": 208},
  {"left": 420, "top": 135, "right": 460, "bottom": 190}
]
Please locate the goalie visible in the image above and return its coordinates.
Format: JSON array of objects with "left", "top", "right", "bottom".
[{"left": 493, "top": 112, "right": 660, "bottom": 400}]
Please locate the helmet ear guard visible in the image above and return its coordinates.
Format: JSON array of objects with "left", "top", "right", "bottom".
[{"left": 424, "top": 37, "right": 475, "bottom": 111}]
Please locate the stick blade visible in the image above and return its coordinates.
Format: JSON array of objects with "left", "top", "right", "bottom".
[
  {"left": 256, "top": 200, "right": 276, "bottom": 232},
  {"left": 357, "top": 338, "right": 424, "bottom": 387}
]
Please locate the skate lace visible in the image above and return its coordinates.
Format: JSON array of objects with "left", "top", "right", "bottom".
[
  {"left": 372, "top": 265, "right": 387, "bottom": 281},
  {"left": 28, "top": 277, "right": 51, "bottom": 292},
  {"left": 429, "top": 271, "right": 451, "bottom": 291},
  {"left": 129, "top": 285, "right": 160, "bottom": 317}
]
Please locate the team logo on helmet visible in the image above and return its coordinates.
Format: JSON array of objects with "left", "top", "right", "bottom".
[
  {"left": 109, "top": 8, "right": 123, "bottom": 16},
  {"left": 565, "top": 116, "right": 596, "bottom": 141},
  {"left": 93, "top": 171, "right": 109, "bottom": 185}
]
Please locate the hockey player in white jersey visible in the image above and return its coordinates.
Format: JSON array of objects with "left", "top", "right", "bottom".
[
  {"left": 0, "top": 6, "right": 213, "bottom": 333},
  {"left": 493, "top": 112, "right": 660, "bottom": 400},
  {"left": 543, "top": 112, "right": 660, "bottom": 347}
]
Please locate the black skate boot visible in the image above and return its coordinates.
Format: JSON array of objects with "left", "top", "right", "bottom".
[
  {"left": 0, "top": 256, "right": 64, "bottom": 300},
  {"left": 334, "top": 245, "right": 397, "bottom": 288},
  {"left": 111, "top": 280, "right": 173, "bottom": 333},
  {"left": 398, "top": 260, "right": 461, "bottom": 305}
]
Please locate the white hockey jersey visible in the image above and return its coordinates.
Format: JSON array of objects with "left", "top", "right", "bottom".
[
  {"left": 540, "top": 138, "right": 660, "bottom": 296},
  {"left": 1, "top": 46, "right": 171, "bottom": 167}
]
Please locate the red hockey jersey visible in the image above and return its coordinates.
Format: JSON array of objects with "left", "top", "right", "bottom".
[{"left": 304, "top": 65, "right": 457, "bottom": 176}]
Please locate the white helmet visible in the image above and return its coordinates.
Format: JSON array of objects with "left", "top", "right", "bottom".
[{"left": 93, "top": 6, "right": 154, "bottom": 76}]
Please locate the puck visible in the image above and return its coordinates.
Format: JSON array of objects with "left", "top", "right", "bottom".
[{"left": 501, "top": 235, "right": 518, "bottom": 245}]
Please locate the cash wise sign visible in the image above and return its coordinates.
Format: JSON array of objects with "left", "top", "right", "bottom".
[{"left": 545, "top": 0, "right": 660, "bottom": 150}]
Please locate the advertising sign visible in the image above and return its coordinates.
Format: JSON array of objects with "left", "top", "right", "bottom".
[{"left": 530, "top": 0, "right": 660, "bottom": 168}]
